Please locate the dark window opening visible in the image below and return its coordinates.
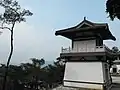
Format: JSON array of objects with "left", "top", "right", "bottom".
[
  {"left": 113, "top": 68, "right": 117, "bottom": 73},
  {"left": 96, "top": 38, "right": 103, "bottom": 46}
]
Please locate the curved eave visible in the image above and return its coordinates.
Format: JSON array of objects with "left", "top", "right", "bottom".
[
  {"left": 55, "top": 26, "right": 116, "bottom": 41},
  {"left": 104, "top": 35, "right": 116, "bottom": 41},
  {"left": 55, "top": 26, "right": 103, "bottom": 35}
]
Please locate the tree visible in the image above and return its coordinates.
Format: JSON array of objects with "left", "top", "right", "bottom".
[
  {"left": 27, "top": 58, "right": 45, "bottom": 79},
  {"left": 8, "top": 65, "right": 24, "bottom": 80},
  {"left": 112, "top": 46, "right": 119, "bottom": 53},
  {"left": 0, "top": 58, "right": 65, "bottom": 89},
  {"left": 30, "top": 58, "right": 45, "bottom": 68},
  {"left": 44, "top": 62, "right": 65, "bottom": 88},
  {"left": 20, "top": 58, "right": 46, "bottom": 89},
  {"left": 107, "top": 46, "right": 120, "bottom": 69},
  {"left": 106, "top": 0, "right": 120, "bottom": 20},
  {"left": 0, "top": 0, "right": 33, "bottom": 90},
  {"left": 0, "top": 64, "right": 25, "bottom": 90}
]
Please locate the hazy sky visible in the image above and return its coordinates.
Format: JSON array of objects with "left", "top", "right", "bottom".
[{"left": 0, "top": 0, "right": 120, "bottom": 65}]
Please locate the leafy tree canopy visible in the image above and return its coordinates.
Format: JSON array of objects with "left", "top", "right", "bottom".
[
  {"left": 106, "top": 0, "right": 120, "bottom": 20},
  {"left": 112, "top": 46, "right": 119, "bottom": 53},
  {"left": 0, "top": 0, "right": 33, "bottom": 25}
]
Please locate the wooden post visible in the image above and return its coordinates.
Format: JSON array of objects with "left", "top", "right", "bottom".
[
  {"left": 61, "top": 47, "right": 63, "bottom": 53},
  {"left": 69, "top": 46, "right": 70, "bottom": 52}
]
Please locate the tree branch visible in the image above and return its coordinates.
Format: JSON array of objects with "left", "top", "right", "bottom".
[{"left": 0, "top": 27, "right": 11, "bottom": 31}]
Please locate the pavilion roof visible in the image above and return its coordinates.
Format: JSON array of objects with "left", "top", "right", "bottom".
[{"left": 55, "top": 19, "right": 116, "bottom": 41}]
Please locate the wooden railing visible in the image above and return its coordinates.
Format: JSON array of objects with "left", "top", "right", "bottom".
[{"left": 61, "top": 45, "right": 111, "bottom": 53}]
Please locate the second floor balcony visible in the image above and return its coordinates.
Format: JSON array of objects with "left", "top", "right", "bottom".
[{"left": 61, "top": 45, "right": 111, "bottom": 53}]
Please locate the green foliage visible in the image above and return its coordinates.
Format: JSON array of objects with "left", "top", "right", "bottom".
[
  {"left": 30, "top": 58, "right": 45, "bottom": 68},
  {"left": 0, "top": 0, "right": 33, "bottom": 24},
  {"left": 112, "top": 46, "right": 119, "bottom": 53},
  {"left": 0, "top": 58, "right": 65, "bottom": 89},
  {"left": 106, "top": 0, "right": 120, "bottom": 20}
]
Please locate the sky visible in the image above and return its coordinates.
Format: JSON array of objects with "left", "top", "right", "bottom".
[{"left": 0, "top": 0, "right": 120, "bottom": 65}]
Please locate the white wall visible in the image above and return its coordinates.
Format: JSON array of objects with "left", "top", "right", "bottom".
[
  {"left": 64, "top": 62, "right": 104, "bottom": 83},
  {"left": 64, "top": 62, "right": 105, "bottom": 89},
  {"left": 73, "top": 40, "right": 96, "bottom": 52}
]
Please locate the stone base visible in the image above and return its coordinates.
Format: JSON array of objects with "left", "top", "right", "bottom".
[{"left": 52, "top": 85, "right": 105, "bottom": 90}]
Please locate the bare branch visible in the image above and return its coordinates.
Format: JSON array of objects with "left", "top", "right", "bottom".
[
  {"left": 0, "top": 27, "right": 11, "bottom": 31},
  {"left": 1, "top": 20, "right": 5, "bottom": 27}
]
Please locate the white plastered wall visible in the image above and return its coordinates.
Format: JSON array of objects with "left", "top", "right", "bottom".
[
  {"left": 64, "top": 62, "right": 104, "bottom": 89},
  {"left": 73, "top": 40, "right": 96, "bottom": 52}
]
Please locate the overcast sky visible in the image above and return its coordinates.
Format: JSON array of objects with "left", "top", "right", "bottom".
[{"left": 0, "top": 0, "right": 120, "bottom": 65}]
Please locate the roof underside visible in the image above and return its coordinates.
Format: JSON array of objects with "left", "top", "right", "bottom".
[{"left": 55, "top": 19, "right": 116, "bottom": 41}]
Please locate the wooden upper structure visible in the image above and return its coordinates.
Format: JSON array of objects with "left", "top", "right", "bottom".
[{"left": 55, "top": 18, "right": 116, "bottom": 62}]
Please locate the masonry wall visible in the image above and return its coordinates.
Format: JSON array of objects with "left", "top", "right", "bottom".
[{"left": 64, "top": 62, "right": 104, "bottom": 89}]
